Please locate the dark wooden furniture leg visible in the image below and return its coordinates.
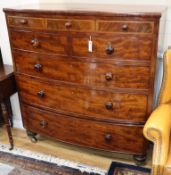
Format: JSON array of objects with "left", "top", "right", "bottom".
[
  {"left": 0, "top": 105, "right": 3, "bottom": 126},
  {"left": 1, "top": 99, "right": 14, "bottom": 150},
  {"left": 5, "top": 98, "right": 13, "bottom": 127}
]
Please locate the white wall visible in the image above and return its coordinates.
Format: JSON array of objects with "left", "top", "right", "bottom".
[
  {"left": 1, "top": 0, "right": 171, "bottom": 129},
  {"left": 40, "top": 0, "right": 168, "bottom": 5},
  {"left": 0, "top": 0, "right": 39, "bottom": 128},
  {"left": 163, "top": 7, "right": 171, "bottom": 50}
]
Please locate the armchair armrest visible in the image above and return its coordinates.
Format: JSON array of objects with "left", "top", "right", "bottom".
[{"left": 143, "top": 104, "right": 171, "bottom": 175}]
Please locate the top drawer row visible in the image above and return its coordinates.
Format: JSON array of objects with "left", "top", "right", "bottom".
[{"left": 7, "top": 16, "right": 154, "bottom": 34}]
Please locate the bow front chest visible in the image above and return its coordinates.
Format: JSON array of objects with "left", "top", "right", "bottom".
[{"left": 4, "top": 4, "right": 164, "bottom": 160}]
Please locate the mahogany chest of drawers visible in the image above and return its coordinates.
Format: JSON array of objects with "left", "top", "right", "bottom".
[{"left": 4, "top": 4, "right": 163, "bottom": 161}]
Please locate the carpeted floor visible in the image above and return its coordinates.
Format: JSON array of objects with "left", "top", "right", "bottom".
[
  {"left": 107, "top": 162, "right": 151, "bottom": 175},
  {"left": 0, "top": 151, "right": 100, "bottom": 175}
]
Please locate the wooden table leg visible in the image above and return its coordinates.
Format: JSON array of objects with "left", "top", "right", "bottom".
[
  {"left": 5, "top": 98, "right": 13, "bottom": 127},
  {"left": 0, "top": 106, "right": 3, "bottom": 127},
  {"left": 1, "top": 99, "right": 14, "bottom": 150}
]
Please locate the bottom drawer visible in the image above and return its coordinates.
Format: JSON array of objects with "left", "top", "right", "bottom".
[{"left": 22, "top": 104, "right": 147, "bottom": 154}]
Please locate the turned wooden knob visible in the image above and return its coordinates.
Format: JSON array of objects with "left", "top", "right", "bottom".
[
  {"left": 20, "top": 19, "right": 28, "bottom": 24},
  {"left": 37, "top": 90, "right": 45, "bottom": 97},
  {"left": 31, "top": 38, "right": 40, "bottom": 48},
  {"left": 105, "top": 102, "right": 113, "bottom": 110},
  {"left": 106, "top": 43, "right": 114, "bottom": 55},
  {"left": 34, "top": 63, "right": 42, "bottom": 72},
  {"left": 105, "top": 72, "right": 113, "bottom": 81},
  {"left": 65, "top": 22, "right": 72, "bottom": 28},
  {"left": 122, "top": 24, "right": 128, "bottom": 31},
  {"left": 40, "top": 120, "right": 48, "bottom": 128},
  {"left": 105, "top": 133, "right": 112, "bottom": 142}
]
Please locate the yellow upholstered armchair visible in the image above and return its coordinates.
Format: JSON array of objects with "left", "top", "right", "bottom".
[{"left": 143, "top": 48, "right": 171, "bottom": 175}]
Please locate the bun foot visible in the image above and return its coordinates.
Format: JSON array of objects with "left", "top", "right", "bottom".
[
  {"left": 30, "top": 136, "right": 37, "bottom": 143},
  {"left": 27, "top": 130, "right": 38, "bottom": 143},
  {"left": 133, "top": 154, "right": 146, "bottom": 166},
  {"left": 9, "top": 146, "right": 13, "bottom": 150}
]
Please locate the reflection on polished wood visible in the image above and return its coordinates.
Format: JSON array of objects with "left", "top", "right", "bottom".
[{"left": 4, "top": 5, "right": 163, "bottom": 162}]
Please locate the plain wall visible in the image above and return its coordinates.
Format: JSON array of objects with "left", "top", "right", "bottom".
[{"left": 40, "top": 0, "right": 168, "bottom": 5}]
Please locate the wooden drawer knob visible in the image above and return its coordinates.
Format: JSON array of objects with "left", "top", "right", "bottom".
[
  {"left": 19, "top": 19, "right": 28, "bottom": 24},
  {"left": 105, "top": 102, "right": 113, "bottom": 110},
  {"left": 105, "top": 72, "right": 113, "bottom": 81},
  {"left": 106, "top": 43, "right": 114, "bottom": 55},
  {"left": 105, "top": 133, "right": 112, "bottom": 142},
  {"left": 37, "top": 90, "right": 45, "bottom": 97},
  {"left": 31, "top": 38, "right": 40, "bottom": 48},
  {"left": 40, "top": 120, "right": 48, "bottom": 128},
  {"left": 34, "top": 63, "right": 42, "bottom": 72},
  {"left": 122, "top": 24, "right": 128, "bottom": 31},
  {"left": 65, "top": 22, "right": 72, "bottom": 28}
]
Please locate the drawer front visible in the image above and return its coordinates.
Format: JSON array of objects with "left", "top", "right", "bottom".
[
  {"left": 22, "top": 105, "right": 146, "bottom": 154},
  {"left": 17, "top": 76, "right": 148, "bottom": 123},
  {"left": 14, "top": 51, "right": 150, "bottom": 89},
  {"left": 72, "top": 35, "right": 152, "bottom": 60},
  {"left": 47, "top": 19, "right": 95, "bottom": 32},
  {"left": 8, "top": 16, "right": 44, "bottom": 29},
  {"left": 10, "top": 30, "right": 68, "bottom": 56},
  {"left": 96, "top": 20, "right": 153, "bottom": 33}
]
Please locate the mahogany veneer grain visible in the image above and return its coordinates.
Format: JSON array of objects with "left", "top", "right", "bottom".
[{"left": 4, "top": 4, "right": 163, "bottom": 158}]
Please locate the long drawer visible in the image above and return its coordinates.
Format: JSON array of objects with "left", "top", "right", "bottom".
[
  {"left": 16, "top": 75, "right": 148, "bottom": 123},
  {"left": 13, "top": 51, "right": 150, "bottom": 89},
  {"left": 10, "top": 30, "right": 152, "bottom": 60},
  {"left": 22, "top": 104, "right": 146, "bottom": 154}
]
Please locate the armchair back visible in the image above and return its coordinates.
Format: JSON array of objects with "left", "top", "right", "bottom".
[{"left": 157, "top": 48, "right": 171, "bottom": 105}]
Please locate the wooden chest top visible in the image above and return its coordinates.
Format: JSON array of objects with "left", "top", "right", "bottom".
[{"left": 3, "top": 3, "right": 165, "bottom": 17}]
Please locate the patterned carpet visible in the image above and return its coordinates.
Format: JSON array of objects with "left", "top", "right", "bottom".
[
  {"left": 0, "top": 144, "right": 151, "bottom": 175},
  {"left": 107, "top": 162, "right": 151, "bottom": 175},
  {"left": 0, "top": 144, "right": 105, "bottom": 175},
  {"left": 0, "top": 151, "right": 100, "bottom": 175}
]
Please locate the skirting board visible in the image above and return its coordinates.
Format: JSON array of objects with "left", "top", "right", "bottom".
[{"left": 13, "top": 118, "right": 24, "bottom": 129}]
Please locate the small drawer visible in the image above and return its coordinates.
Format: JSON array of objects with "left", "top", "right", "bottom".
[
  {"left": 22, "top": 104, "right": 146, "bottom": 154},
  {"left": 17, "top": 75, "right": 148, "bottom": 123},
  {"left": 10, "top": 30, "right": 68, "bottom": 56},
  {"left": 47, "top": 19, "right": 95, "bottom": 32},
  {"left": 8, "top": 16, "right": 45, "bottom": 29},
  {"left": 13, "top": 51, "right": 150, "bottom": 90},
  {"left": 96, "top": 20, "right": 153, "bottom": 34},
  {"left": 72, "top": 35, "right": 153, "bottom": 60}
]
